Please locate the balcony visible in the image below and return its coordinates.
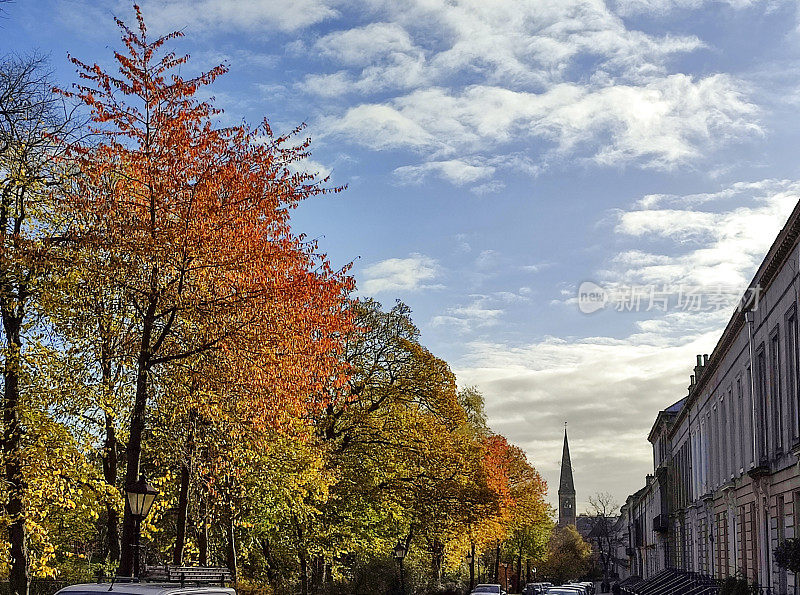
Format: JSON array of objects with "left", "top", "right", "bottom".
[{"left": 653, "top": 514, "right": 669, "bottom": 533}]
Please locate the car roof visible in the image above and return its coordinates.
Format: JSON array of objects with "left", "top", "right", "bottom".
[{"left": 57, "top": 583, "right": 235, "bottom": 595}]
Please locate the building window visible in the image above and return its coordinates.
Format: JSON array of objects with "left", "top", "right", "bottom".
[
  {"left": 794, "top": 492, "right": 800, "bottom": 540},
  {"left": 729, "top": 386, "right": 737, "bottom": 476},
  {"left": 737, "top": 375, "right": 746, "bottom": 470},
  {"left": 770, "top": 328, "right": 783, "bottom": 453},
  {"left": 716, "top": 511, "right": 730, "bottom": 578},
  {"left": 750, "top": 501, "right": 759, "bottom": 582},
  {"left": 778, "top": 496, "right": 788, "bottom": 593},
  {"left": 686, "top": 522, "right": 693, "bottom": 572},
  {"left": 756, "top": 345, "right": 768, "bottom": 463},
  {"left": 699, "top": 519, "right": 708, "bottom": 573},
  {"left": 721, "top": 395, "right": 728, "bottom": 481},
  {"left": 786, "top": 306, "right": 799, "bottom": 443},
  {"left": 739, "top": 504, "right": 748, "bottom": 579}
]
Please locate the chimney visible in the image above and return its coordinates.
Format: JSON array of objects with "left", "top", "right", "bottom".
[
  {"left": 703, "top": 354, "right": 709, "bottom": 366},
  {"left": 694, "top": 354, "right": 704, "bottom": 380}
]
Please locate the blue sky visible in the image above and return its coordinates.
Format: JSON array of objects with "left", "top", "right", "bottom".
[{"left": 6, "top": 0, "right": 800, "bottom": 512}]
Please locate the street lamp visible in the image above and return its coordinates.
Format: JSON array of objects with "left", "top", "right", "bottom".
[
  {"left": 465, "top": 544, "right": 475, "bottom": 592},
  {"left": 393, "top": 540, "right": 407, "bottom": 595},
  {"left": 125, "top": 475, "right": 159, "bottom": 578}
]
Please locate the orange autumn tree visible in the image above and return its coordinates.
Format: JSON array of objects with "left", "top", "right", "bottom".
[
  {"left": 62, "top": 6, "right": 352, "bottom": 576},
  {"left": 478, "top": 435, "right": 548, "bottom": 583}
]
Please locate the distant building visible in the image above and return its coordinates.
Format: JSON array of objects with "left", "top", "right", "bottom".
[
  {"left": 575, "top": 513, "right": 594, "bottom": 537},
  {"left": 615, "top": 198, "right": 800, "bottom": 594},
  {"left": 559, "top": 426, "right": 576, "bottom": 528}
]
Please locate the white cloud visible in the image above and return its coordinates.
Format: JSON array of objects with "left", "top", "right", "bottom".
[
  {"left": 326, "top": 104, "right": 437, "bottom": 151},
  {"left": 635, "top": 179, "right": 793, "bottom": 209},
  {"left": 301, "top": 0, "right": 758, "bottom": 186},
  {"left": 361, "top": 253, "right": 442, "bottom": 295},
  {"left": 330, "top": 75, "right": 758, "bottom": 169},
  {"left": 613, "top": 0, "right": 756, "bottom": 17},
  {"left": 288, "top": 158, "right": 333, "bottom": 180},
  {"left": 394, "top": 159, "right": 496, "bottom": 185},
  {"left": 431, "top": 296, "right": 505, "bottom": 332},
  {"left": 301, "top": 72, "right": 355, "bottom": 98},
  {"left": 609, "top": 179, "right": 800, "bottom": 289},
  {"left": 134, "top": 0, "right": 341, "bottom": 32},
  {"left": 313, "top": 0, "right": 705, "bottom": 92},
  {"left": 314, "top": 22, "right": 419, "bottom": 66}
]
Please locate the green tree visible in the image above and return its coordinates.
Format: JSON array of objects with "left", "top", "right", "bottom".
[
  {"left": 541, "top": 525, "right": 592, "bottom": 585},
  {"left": 0, "top": 53, "right": 78, "bottom": 594},
  {"left": 314, "top": 299, "right": 499, "bottom": 592}
]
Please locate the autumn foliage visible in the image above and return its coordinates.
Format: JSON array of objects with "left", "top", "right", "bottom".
[{"left": 0, "top": 6, "right": 552, "bottom": 595}]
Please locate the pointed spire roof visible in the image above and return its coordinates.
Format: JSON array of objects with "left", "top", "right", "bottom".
[{"left": 559, "top": 424, "right": 575, "bottom": 495}]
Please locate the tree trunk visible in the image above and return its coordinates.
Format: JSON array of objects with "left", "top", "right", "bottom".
[
  {"left": 119, "top": 294, "right": 157, "bottom": 576},
  {"left": 101, "top": 337, "right": 120, "bottom": 563},
  {"left": 173, "top": 459, "right": 191, "bottom": 565},
  {"left": 260, "top": 538, "right": 276, "bottom": 585},
  {"left": 198, "top": 493, "right": 209, "bottom": 567},
  {"left": 293, "top": 516, "right": 308, "bottom": 595},
  {"left": 173, "top": 413, "right": 195, "bottom": 566},
  {"left": 225, "top": 510, "right": 237, "bottom": 581},
  {"left": 469, "top": 543, "right": 475, "bottom": 592},
  {"left": 3, "top": 316, "right": 28, "bottom": 595},
  {"left": 493, "top": 541, "right": 500, "bottom": 583},
  {"left": 516, "top": 550, "right": 522, "bottom": 593},
  {"left": 298, "top": 544, "right": 308, "bottom": 595},
  {"left": 102, "top": 406, "right": 120, "bottom": 562}
]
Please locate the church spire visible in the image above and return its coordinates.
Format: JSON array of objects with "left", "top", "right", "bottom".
[
  {"left": 559, "top": 423, "right": 575, "bottom": 495},
  {"left": 558, "top": 423, "right": 576, "bottom": 527}
]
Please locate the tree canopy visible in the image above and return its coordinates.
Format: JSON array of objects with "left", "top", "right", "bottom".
[{"left": 0, "top": 7, "right": 553, "bottom": 595}]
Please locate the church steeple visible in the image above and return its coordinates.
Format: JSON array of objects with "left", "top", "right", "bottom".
[{"left": 558, "top": 423, "right": 576, "bottom": 527}]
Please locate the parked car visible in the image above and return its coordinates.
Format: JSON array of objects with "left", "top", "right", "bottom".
[
  {"left": 548, "top": 586, "right": 587, "bottom": 595},
  {"left": 56, "top": 584, "right": 235, "bottom": 595},
  {"left": 522, "top": 583, "right": 548, "bottom": 594},
  {"left": 470, "top": 584, "right": 507, "bottom": 595}
]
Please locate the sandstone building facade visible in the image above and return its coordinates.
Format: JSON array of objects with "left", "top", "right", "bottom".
[{"left": 616, "top": 199, "right": 800, "bottom": 593}]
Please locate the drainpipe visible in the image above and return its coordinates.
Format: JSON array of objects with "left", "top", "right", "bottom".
[{"left": 745, "top": 309, "right": 758, "bottom": 468}]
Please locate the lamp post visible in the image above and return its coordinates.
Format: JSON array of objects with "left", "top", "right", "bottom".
[
  {"left": 125, "top": 475, "right": 159, "bottom": 579},
  {"left": 465, "top": 544, "right": 475, "bottom": 592},
  {"left": 393, "top": 540, "right": 407, "bottom": 595}
]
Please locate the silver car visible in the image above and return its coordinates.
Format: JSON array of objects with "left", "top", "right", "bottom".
[
  {"left": 56, "top": 583, "right": 235, "bottom": 595},
  {"left": 471, "top": 584, "right": 507, "bottom": 595}
]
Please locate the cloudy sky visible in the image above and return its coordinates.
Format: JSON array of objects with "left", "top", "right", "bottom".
[{"left": 7, "top": 0, "right": 800, "bottom": 513}]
